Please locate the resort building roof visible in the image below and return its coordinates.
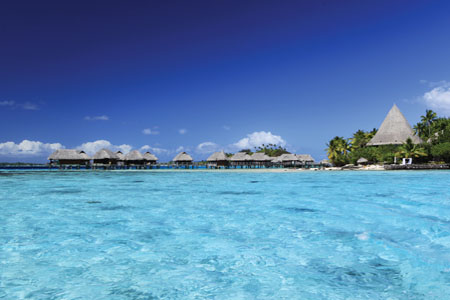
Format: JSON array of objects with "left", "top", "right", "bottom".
[
  {"left": 251, "top": 152, "right": 272, "bottom": 161},
  {"left": 115, "top": 151, "right": 125, "bottom": 161},
  {"left": 357, "top": 157, "right": 369, "bottom": 164},
  {"left": 278, "top": 153, "right": 299, "bottom": 162},
  {"left": 143, "top": 152, "right": 158, "bottom": 161},
  {"left": 367, "top": 104, "right": 423, "bottom": 146},
  {"left": 207, "top": 151, "right": 229, "bottom": 162},
  {"left": 272, "top": 156, "right": 282, "bottom": 163},
  {"left": 48, "top": 149, "right": 91, "bottom": 160},
  {"left": 320, "top": 159, "right": 331, "bottom": 165},
  {"left": 93, "top": 148, "right": 118, "bottom": 160},
  {"left": 296, "top": 154, "right": 315, "bottom": 162},
  {"left": 173, "top": 152, "right": 193, "bottom": 162},
  {"left": 230, "top": 152, "right": 252, "bottom": 161},
  {"left": 125, "top": 150, "right": 144, "bottom": 161}
]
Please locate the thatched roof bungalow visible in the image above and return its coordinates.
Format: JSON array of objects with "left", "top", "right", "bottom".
[
  {"left": 116, "top": 151, "right": 125, "bottom": 161},
  {"left": 251, "top": 152, "right": 271, "bottom": 161},
  {"left": 272, "top": 156, "right": 282, "bottom": 164},
  {"left": 320, "top": 159, "right": 332, "bottom": 166},
  {"left": 367, "top": 104, "right": 423, "bottom": 146},
  {"left": 173, "top": 152, "right": 193, "bottom": 165},
  {"left": 296, "top": 154, "right": 315, "bottom": 164},
  {"left": 125, "top": 150, "right": 145, "bottom": 165},
  {"left": 93, "top": 148, "right": 119, "bottom": 165},
  {"left": 48, "top": 149, "right": 91, "bottom": 165},
  {"left": 207, "top": 151, "right": 229, "bottom": 167},
  {"left": 230, "top": 152, "right": 253, "bottom": 166},
  {"left": 143, "top": 152, "right": 158, "bottom": 164},
  {"left": 357, "top": 157, "right": 369, "bottom": 165},
  {"left": 251, "top": 152, "right": 272, "bottom": 166},
  {"left": 278, "top": 153, "right": 299, "bottom": 166}
]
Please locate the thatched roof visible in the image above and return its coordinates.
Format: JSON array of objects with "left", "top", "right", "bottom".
[
  {"left": 173, "top": 152, "right": 193, "bottom": 162},
  {"left": 143, "top": 152, "right": 158, "bottom": 161},
  {"left": 125, "top": 150, "right": 144, "bottom": 161},
  {"left": 230, "top": 152, "right": 252, "bottom": 161},
  {"left": 48, "top": 149, "right": 90, "bottom": 160},
  {"left": 251, "top": 152, "right": 272, "bottom": 161},
  {"left": 367, "top": 104, "right": 423, "bottom": 146},
  {"left": 272, "top": 156, "right": 282, "bottom": 163},
  {"left": 116, "top": 151, "right": 125, "bottom": 160},
  {"left": 207, "top": 151, "right": 229, "bottom": 162},
  {"left": 93, "top": 148, "right": 118, "bottom": 160},
  {"left": 278, "top": 153, "right": 299, "bottom": 162},
  {"left": 357, "top": 157, "right": 369, "bottom": 164},
  {"left": 296, "top": 154, "right": 315, "bottom": 162},
  {"left": 320, "top": 159, "right": 331, "bottom": 165}
]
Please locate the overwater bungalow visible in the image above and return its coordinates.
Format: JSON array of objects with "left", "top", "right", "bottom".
[
  {"left": 230, "top": 152, "right": 253, "bottom": 168},
  {"left": 206, "top": 151, "right": 229, "bottom": 168},
  {"left": 297, "top": 154, "right": 315, "bottom": 167},
  {"left": 320, "top": 159, "right": 332, "bottom": 167},
  {"left": 278, "top": 153, "right": 299, "bottom": 167},
  {"left": 115, "top": 151, "right": 126, "bottom": 166},
  {"left": 367, "top": 104, "right": 423, "bottom": 146},
  {"left": 271, "top": 155, "right": 282, "bottom": 167},
  {"left": 92, "top": 148, "right": 119, "bottom": 165},
  {"left": 143, "top": 152, "right": 158, "bottom": 165},
  {"left": 124, "top": 150, "right": 145, "bottom": 166},
  {"left": 173, "top": 152, "right": 193, "bottom": 166},
  {"left": 48, "top": 149, "right": 91, "bottom": 166},
  {"left": 251, "top": 152, "right": 272, "bottom": 167}
]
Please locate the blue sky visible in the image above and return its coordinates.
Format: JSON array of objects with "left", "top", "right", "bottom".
[{"left": 1, "top": 0, "right": 450, "bottom": 162}]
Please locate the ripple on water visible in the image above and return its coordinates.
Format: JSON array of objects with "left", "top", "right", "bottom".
[{"left": 1, "top": 170, "right": 450, "bottom": 299}]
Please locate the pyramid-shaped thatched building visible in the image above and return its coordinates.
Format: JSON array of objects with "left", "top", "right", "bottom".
[{"left": 367, "top": 104, "right": 423, "bottom": 146}]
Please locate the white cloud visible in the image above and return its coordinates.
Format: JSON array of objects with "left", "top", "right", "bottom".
[
  {"left": 84, "top": 115, "right": 109, "bottom": 121},
  {"left": 140, "top": 145, "right": 170, "bottom": 155},
  {"left": 196, "top": 142, "right": 220, "bottom": 154},
  {"left": 21, "top": 102, "right": 39, "bottom": 110},
  {"left": 77, "top": 140, "right": 132, "bottom": 155},
  {"left": 142, "top": 128, "right": 159, "bottom": 135},
  {"left": 176, "top": 146, "right": 185, "bottom": 153},
  {"left": 0, "top": 140, "right": 64, "bottom": 156},
  {"left": 116, "top": 144, "right": 132, "bottom": 154},
  {"left": 0, "top": 100, "right": 15, "bottom": 106},
  {"left": 233, "top": 131, "right": 286, "bottom": 150},
  {"left": 0, "top": 100, "right": 39, "bottom": 110},
  {"left": 423, "top": 81, "right": 450, "bottom": 115},
  {"left": 223, "top": 125, "right": 231, "bottom": 130},
  {"left": 178, "top": 128, "right": 187, "bottom": 135}
]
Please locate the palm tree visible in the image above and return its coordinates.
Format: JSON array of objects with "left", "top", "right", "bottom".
[
  {"left": 326, "top": 137, "right": 340, "bottom": 162},
  {"left": 395, "top": 138, "right": 427, "bottom": 159},
  {"left": 350, "top": 130, "right": 371, "bottom": 150},
  {"left": 326, "top": 136, "right": 350, "bottom": 162},
  {"left": 420, "top": 109, "right": 437, "bottom": 139},
  {"left": 339, "top": 138, "right": 351, "bottom": 155},
  {"left": 368, "top": 128, "right": 377, "bottom": 138},
  {"left": 413, "top": 122, "right": 426, "bottom": 138}
]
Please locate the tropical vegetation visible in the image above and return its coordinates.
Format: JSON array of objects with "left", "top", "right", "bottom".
[
  {"left": 325, "top": 109, "right": 450, "bottom": 166},
  {"left": 239, "top": 144, "right": 290, "bottom": 157}
]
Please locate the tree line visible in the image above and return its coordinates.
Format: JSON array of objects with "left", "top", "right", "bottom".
[{"left": 232, "top": 144, "right": 290, "bottom": 157}]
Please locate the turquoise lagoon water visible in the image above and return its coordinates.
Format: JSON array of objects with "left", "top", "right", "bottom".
[{"left": 1, "top": 170, "right": 450, "bottom": 299}]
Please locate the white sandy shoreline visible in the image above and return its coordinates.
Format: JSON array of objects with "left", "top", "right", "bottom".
[{"left": 105, "top": 166, "right": 387, "bottom": 173}]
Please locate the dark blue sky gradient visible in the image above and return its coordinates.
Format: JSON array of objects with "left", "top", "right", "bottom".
[{"left": 1, "top": 0, "right": 450, "bottom": 161}]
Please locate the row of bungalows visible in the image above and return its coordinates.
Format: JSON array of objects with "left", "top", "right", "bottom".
[
  {"left": 48, "top": 148, "right": 158, "bottom": 167},
  {"left": 206, "top": 151, "right": 316, "bottom": 168},
  {"left": 48, "top": 148, "right": 318, "bottom": 169}
]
